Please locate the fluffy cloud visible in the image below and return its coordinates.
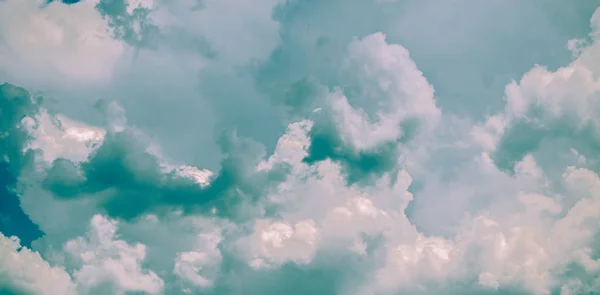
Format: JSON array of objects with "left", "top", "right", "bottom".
[
  {"left": 23, "top": 110, "right": 105, "bottom": 164},
  {"left": 173, "top": 229, "right": 222, "bottom": 289},
  {"left": 480, "top": 8, "right": 600, "bottom": 174},
  {"left": 64, "top": 215, "right": 164, "bottom": 294},
  {"left": 1, "top": 1, "right": 600, "bottom": 295},
  {"left": 0, "top": 0, "right": 126, "bottom": 88},
  {"left": 0, "top": 233, "right": 77, "bottom": 295},
  {"left": 329, "top": 32, "right": 439, "bottom": 150}
]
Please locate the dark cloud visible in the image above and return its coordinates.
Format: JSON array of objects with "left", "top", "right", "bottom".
[
  {"left": 45, "top": 0, "right": 81, "bottom": 4},
  {"left": 42, "top": 126, "right": 289, "bottom": 221},
  {"left": 303, "top": 121, "right": 401, "bottom": 184},
  {"left": 94, "top": 0, "right": 160, "bottom": 48},
  {"left": 492, "top": 114, "right": 600, "bottom": 174},
  {"left": 0, "top": 83, "right": 43, "bottom": 247}
]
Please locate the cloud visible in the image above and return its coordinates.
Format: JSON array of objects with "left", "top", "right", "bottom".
[
  {"left": 38, "top": 119, "right": 286, "bottom": 220},
  {"left": 0, "top": 233, "right": 76, "bottom": 295},
  {"left": 0, "top": 0, "right": 126, "bottom": 88},
  {"left": 1, "top": 1, "right": 600, "bottom": 295},
  {"left": 64, "top": 215, "right": 164, "bottom": 294},
  {"left": 0, "top": 84, "right": 43, "bottom": 246},
  {"left": 481, "top": 8, "right": 600, "bottom": 165},
  {"left": 172, "top": 228, "right": 222, "bottom": 289},
  {"left": 329, "top": 32, "right": 439, "bottom": 150}
]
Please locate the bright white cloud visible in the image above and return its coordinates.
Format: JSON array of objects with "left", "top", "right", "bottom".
[
  {"left": 23, "top": 110, "right": 105, "bottom": 164},
  {"left": 0, "top": 234, "right": 77, "bottom": 295},
  {"left": 240, "top": 219, "right": 318, "bottom": 269},
  {"left": 64, "top": 215, "right": 164, "bottom": 294},
  {"left": 328, "top": 33, "right": 440, "bottom": 150}
]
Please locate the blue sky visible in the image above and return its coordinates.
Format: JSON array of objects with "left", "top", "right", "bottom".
[{"left": 1, "top": 0, "right": 600, "bottom": 294}]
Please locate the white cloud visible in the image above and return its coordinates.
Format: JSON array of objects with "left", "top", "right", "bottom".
[
  {"left": 328, "top": 33, "right": 440, "bottom": 150},
  {"left": 240, "top": 219, "right": 318, "bottom": 269},
  {"left": 3, "top": 3, "right": 600, "bottom": 295},
  {"left": 256, "top": 120, "right": 313, "bottom": 172},
  {"left": 0, "top": 0, "right": 126, "bottom": 88},
  {"left": 372, "top": 234, "right": 455, "bottom": 293},
  {"left": 238, "top": 117, "right": 420, "bottom": 278},
  {"left": 173, "top": 226, "right": 223, "bottom": 289},
  {"left": 242, "top": 101, "right": 600, "bottom": 295},
  {"left": 174, "top": 166, "right": 213, "bottom": 187},
  {"left": 23, "top": 110, "right": 105, "bottom": 164},
  {"left": 475, "top": 8, "right": 600, "bottom": 164},
  {"left": 64, "top": 215, "right": 164, "bottom": 294},
  {"left": 0, "top": 234, "right": 77, "bottom": 295}
]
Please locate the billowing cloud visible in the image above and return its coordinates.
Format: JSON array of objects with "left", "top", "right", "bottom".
[
  {"left": 480, "top": 8, "right": 600, "bottom": 174},
  {"left": 0, "top": 0, "right": 126, "bottom": 88},
  {"left": 64, "top": 215, "right": 164, "bottom": 294},
  {"left": 1, "top": 1, "right": 600, "bottom": 295},
  {"left": 0, "top": 233, "right": 76, "bottom": 295}
]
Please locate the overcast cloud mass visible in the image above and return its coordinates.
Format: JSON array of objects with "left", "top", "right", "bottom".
[{"left": 1, "top": 0, "right": 600, "bottom": 294}]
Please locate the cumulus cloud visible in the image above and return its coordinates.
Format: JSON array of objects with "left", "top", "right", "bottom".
[
  {"left": 0, "top": 233, "right": 76, "bottom": 295},
  {"left": 1, "top": 1, "right": 600, "bottom": 295},
  {"left": 330, "top": 32, "right": 439, "bottom": 150},
  {"left": 0, "top": 0, "right": 126, "bottom": 88},
  {"left": 64, "top": 215, "right": 164, "bottom": 294},
  {"left": 479, "top": 8, "right": 600, "bottom": 175}
]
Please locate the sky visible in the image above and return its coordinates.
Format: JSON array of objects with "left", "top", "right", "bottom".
[{"left": 1, "top": 0, "right": 600, "bottom": 294}]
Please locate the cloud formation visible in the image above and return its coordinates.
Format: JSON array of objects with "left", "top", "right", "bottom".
[
  {"left": 1, "top": 0, "right": 600, "bottom": 294},
  {"left": 0, "top": 0, "right": 125, "bottom": 88}
]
